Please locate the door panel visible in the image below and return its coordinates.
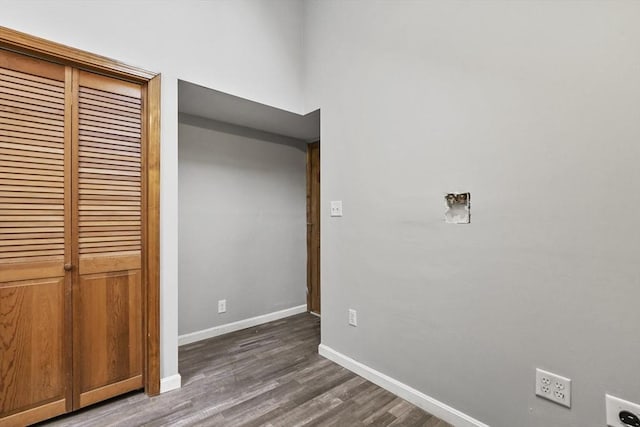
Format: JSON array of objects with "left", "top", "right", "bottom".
[
  {"left": 0, "top": 279, "right": 66, "bottom": 418},
  {"left": 0, "top": 49, "right": 70, "bottom": 424},
  {"left": 77, "top": 271, "right": 142, "bottom": 407},
  {"left": 73, "top": 70, "right": 143, "bottom": 408}
]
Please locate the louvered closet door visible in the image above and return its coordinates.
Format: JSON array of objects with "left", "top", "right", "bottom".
[
  {"left": 0, "top": 50, "right": 71, "bottom": 424},
  {"left": 73, "top": 70, "right": 144, "bottom": 408}
]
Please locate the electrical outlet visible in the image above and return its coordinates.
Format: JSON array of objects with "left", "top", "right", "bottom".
[
  {"left": 535, "top": 368, "right": 571, "bottom": 408},
  {"left": 348, "top": 309, "right": 357, "bottom": 326},
  {"left": 330, "top": 201, "right": 343, "bottom": 217},
  {"left": 218, "top": 299, "right": 226, "bottom": 313},
  {"left": 606, "top": 394, "right": 640, "bottom": 427}
]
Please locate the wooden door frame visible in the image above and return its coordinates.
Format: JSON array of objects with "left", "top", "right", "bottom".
[
  {"left": 0, "top": 26, "right": 161, "bottom": 396},
  {"left": 306, "top": 140, "right": 320, "bottom": 314}
]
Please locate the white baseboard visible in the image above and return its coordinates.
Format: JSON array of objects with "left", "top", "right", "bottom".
[
  {"left": 160, "top": 374, "right": 182, "bottom": 393},
  {"left": 318, "top": 344, "right": 489, "bottom": 427},
  {"left": 178, "top": 304, "right": 308, "bottom": 346}
]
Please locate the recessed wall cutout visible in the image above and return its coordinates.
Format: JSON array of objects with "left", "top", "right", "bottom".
[{"left": 445, "top": 192, "right": 470, "bottom": 224}]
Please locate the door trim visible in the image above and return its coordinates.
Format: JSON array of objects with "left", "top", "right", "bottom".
[
  {"left": 0, "top": 26, "right": 155, "bottom": 82},
  {"left": 306, "top": 141, "right": 320, "bottom": 314},
  {"left": 0, "top": 26, "right": 161, "bottom": 396}
]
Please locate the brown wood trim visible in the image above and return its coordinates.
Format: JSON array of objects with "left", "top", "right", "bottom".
[
  {"left": 78, "top": 375, "right": 143, "bottom": 408},
  {"left": 306, "top": 144, "right": 312, "bottom": 311},
  {"left": 0, "top": 26, "right": 155, "bottom": 82},
  {"left": 140, "top": 80, "right": 150, "bottom": 399},
  {"left": 306, "top": 141, "right": 320, "bottom": 314},
  {"left": 145, "top": 74, "right": 161, "bottom": 396},
  {"left": 63, "top": 65, "right": 74, "bottom": 413},
  {"left": 70, "top": 67, "right": 82, "bottom": 410},
  {"left": 0, "top": 399, "right": 66, "bottom": 427}
]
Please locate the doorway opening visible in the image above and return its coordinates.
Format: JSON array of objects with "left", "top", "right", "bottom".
[{"left": 177, "top": 80, "right": 320, "bottom": 354}]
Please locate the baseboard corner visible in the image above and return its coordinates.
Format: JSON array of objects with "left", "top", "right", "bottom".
[{"left": 160, "top": 373, "right": 182, "bottom": 393}]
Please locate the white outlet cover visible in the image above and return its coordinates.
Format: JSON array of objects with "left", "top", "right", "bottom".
[
  {"left": 535, "top": 368, "right": 571, "bottom": 408},
  {"left": 330, "top": 200, "right": 343, "bottom": 217},
  {"left": 218, "top": 299, "right": 226, "bottom": 313},
  {"left": 606, "top": 394, "right": 640, "bottom": 427}
]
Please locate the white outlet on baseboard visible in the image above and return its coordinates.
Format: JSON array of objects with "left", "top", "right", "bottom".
[
  {"left": 535, "top": 368, "right": 571, "bottom": 408},
  {"left": 348, "top": 309, "right": 357, "bottom": 326},
  {"left": 606, "top": 394, "right": 640, "bottom": 427},
  {"left": 218, "top": 299, "right": 226, "bottom": 313}
]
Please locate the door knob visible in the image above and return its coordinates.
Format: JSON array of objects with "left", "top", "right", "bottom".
[{"left": 64, "top": 263, "right": 73, "bottom": 271}]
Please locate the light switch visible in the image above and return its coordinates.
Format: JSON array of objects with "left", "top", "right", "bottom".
[{"left": 330, "top": 200, "right": 343, "bottom": 217}]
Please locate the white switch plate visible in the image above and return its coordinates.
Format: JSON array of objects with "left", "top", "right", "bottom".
[
  {"left": 330, "top": 200, "right": 343, "bottom": 217},
  {"left": 348, "top": 309, "right": 357, "bottom": 326},
  {"left": 606, "top": 394, "right": 640, "bottom": 427},
  {"left": 535, "top": 368, "right": 571, "bottom": 408},
  {"left": 218, "top": 299, "right": 226, "bottom": 313}
]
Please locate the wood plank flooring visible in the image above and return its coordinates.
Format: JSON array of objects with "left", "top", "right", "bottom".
[{"left": 38, "top": 313, "right": 452, "bottom": 427}]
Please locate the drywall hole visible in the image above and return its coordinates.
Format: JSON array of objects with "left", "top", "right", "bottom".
[{"left": 445, "top": 192, "right": 470, "bottom": 224}]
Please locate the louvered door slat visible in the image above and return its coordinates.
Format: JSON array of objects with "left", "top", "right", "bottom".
[
  {"left": 79, "top": 133, "right": 139, "bottom": 147},
  {"left": 79, "top": 135, "right": 141, "bottom": 150},
  {"left": 0, "top": 110, "right": 66, "bottom": 126},
  {"left": 0, "top": 175, "right": 64, "bottom": 182},
  {"left": 81, "top": 147, "right": 140, "bottom": 158},
  {"left": 0, "top": 78, "right": 64, "bottom": 97},
  {"left": 80, "top": 173, "right": 140, "bottom": 183},
  {"left": 78, "top": 104, "right": 140, "bottom": 122},
  {"left": 79, "top": 225, "right": 140, "bottom": 232},
  {"left": 81, "top": 179, "right": 140, "bottom": 188},
  {"left": 0, "top": 238, "right": 64, "bottom": 246},
  {"left": 80, "top": 156, "right": 141, "bottom": 168},
  {"left": 0, "top": 86, "right": 64, "bottom": 105},
  {"left": 0, "top": 125, "right": 64, "bottom": 139},
  {"left": 0, "top": 166, "right": 64, "bottom": 176},
  {"left": 0, "top": 157, "right": 63, "bottom": 168},
  {"left": 2, "top": 233, "right": 64, "bottom": 242},
  {"left": 79, "top": 114, "right": 141, "bottom": 130},
  {"left": 79, "top": 123, "right": 140, "bottom": 138},
  {"left": 0, "top": 98, "right": 65, "bottom": 116},
  {"left": 0, "top": 109, "right": 64, "bottom": 128}
]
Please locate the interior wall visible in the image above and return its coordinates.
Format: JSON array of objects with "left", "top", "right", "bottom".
[
  {"left": 0, "top": 0, "right": 305, "bottom": 382},
  {"left": 178, "top": 114, "right": 307, "bottom": 336},
  {"left": 303, "top": 1, "right": 640, "bottom": 427}
]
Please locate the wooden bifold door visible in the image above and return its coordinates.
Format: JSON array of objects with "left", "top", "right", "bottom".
[{"left": 0, "top": 49, "right": 144, "bottom": 426}]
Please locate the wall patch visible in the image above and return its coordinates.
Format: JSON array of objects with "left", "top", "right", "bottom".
[{"left": 445, "top": 193, "right": 470, "bottom": 224}]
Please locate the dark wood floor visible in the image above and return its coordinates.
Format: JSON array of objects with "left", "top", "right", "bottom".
[{"left": 40, "top": 313, "right": 452, "bottom": 426}]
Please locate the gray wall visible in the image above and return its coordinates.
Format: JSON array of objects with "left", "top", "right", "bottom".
[
  {"left": 304, "top": 2, "right": 640, "bottom": 427},
  {"left": 178, "top": 114, "right": 307, "bottom": 336}
]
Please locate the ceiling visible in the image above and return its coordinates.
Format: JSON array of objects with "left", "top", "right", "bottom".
[{"left": 178, "top": 80, "right": 320, "bottom": 142}]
